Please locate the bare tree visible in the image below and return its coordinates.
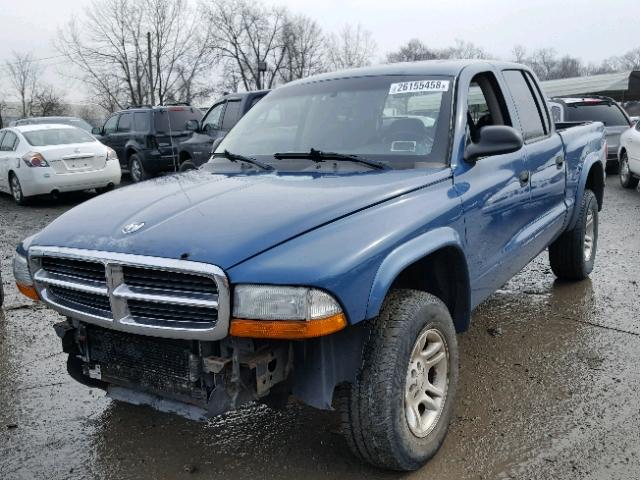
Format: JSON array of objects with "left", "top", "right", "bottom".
[
  {"left": 32, "top": 85, "right": 68, "bottom": 116},
  {"left": 512, "top": 45, "right": 527, "bottom": 63},
  {"left": 326, "top": 24, "right": 377, "bottom": 71},
  {"left": 386, "top": 39, "right": 438, "bottom": 63},
  {"left": 5, "top": 51, "right": 42, "bottom": 117},
  {"left": 56, "top": 0, "right": 217, "bottom": 109},
  {"left": 205, "top": 0, "right": 288, "bottom": 90},
  {"left": 617, "top": 47, "right": 640, "bottom": 70},
  {"left": 280, "top": 15, "right": 326, "bottom": 82},
  {"left": 440, "top": 40, "right": 488, "bottom": 60}
]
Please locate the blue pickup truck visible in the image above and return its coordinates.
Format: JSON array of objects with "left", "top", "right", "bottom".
[{"left": 13, "top": 60, "right": 605, "bottom": 471}]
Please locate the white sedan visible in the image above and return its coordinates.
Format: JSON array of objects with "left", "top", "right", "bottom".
[
  {"left": 0, "top": 124, "right": 121, "bottom": 204},
  {"left": 619, "top": 123, "right": 640, "bottom": 190}
]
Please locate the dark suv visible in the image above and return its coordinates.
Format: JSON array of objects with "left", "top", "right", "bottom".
[
  {"left": 92, "top": 105, "right": 203, "bottom": 182},
  {"left": 177, "top": 91, "right": 269, "bottom": 171}
]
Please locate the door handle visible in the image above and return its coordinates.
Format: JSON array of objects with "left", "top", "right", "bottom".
[
  {"left": 519, "top": 170, "right": 530, "bottom": 185},
  {"left": 555, "top": 155, "right": 564, "bottom": 168}
]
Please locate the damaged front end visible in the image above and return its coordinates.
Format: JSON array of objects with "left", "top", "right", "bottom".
[{"left": 55, "top": 319, "right": 292, "bottom": 420}]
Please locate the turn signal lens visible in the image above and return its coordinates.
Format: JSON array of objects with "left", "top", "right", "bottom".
[
  {"left": 230, "top": 313, "right": 347, "bottom": 339},
  {"left": 22, "top": 152, "right": 49, "bottom": 167},
  {"left": 16, "top": 283, "right": 39, "bottom": 301},
  {"left": 106, "top": 147, "right": 118, "bottom": 161}
]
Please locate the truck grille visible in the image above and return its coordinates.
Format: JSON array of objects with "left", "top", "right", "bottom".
[
  {"left": 123, "top": 266, "right": 217, "bottom": 295},
  {"left": 30, "top": 247, "right": 229, "bottom": 341},
  {"left": 49, "top": 285, "right": 112, "bottom": 315},
  {"left": 42, "top": 257, "right": 106, "bottom": 282}
]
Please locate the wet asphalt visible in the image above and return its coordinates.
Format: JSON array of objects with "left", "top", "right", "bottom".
[{"left": 1, "top": 179, "right": 639, "bottom": 480}]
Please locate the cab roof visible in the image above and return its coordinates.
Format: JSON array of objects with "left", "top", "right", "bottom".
[{"left": 286, "top": 59, "right": 527, "bottom": 86}]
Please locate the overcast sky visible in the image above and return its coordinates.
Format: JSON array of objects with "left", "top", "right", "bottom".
[{"left": 0, "top": 0, "right": 636, "bottom": 102}]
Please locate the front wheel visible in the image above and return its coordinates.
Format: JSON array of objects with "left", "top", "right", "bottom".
[
  {"left": 339, "top": 290, "right": 458, "bottom": 471},
  {"left": 619, "top": 152, "right": 639, "bottom": 189},
  {"left": 179, "top": 159, "right": 197, "bottom": 172},
  {"left": 549, "top": 189, "right": 598, "bottom": 280}
]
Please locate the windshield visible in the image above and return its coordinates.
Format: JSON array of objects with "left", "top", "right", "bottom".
[
  {"left": 565, "top": 103, "right": 630, "bottom": 126},
  {"left": 154, "top": 107, "right": 203, "bottom": 133},
  {"left": 216, "top": 75, "right": 453, "bottom": 170},
  {"left": 23, "top": 127, "right": 96, "bottom": 146}
]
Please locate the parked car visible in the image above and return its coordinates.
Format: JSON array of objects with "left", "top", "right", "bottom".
[
  {"left": 0, "top": 124, "right": 121, "bottom": 205},
  {"left": 92, "top": 105, "right": 203, "bottom": 182},
  {"left": 14, "top": 60, "right": 605, "bottom": 471},
  {"left": 12, "top": 116, "right": 94, "bottom": 133},
  {"left": 549, "top": 96, "right": 631, "bottom": 173},
  {"left": 177, "top": 91, "right": 269, "bottom": 171},
  {"left": 618, "top": 121, "right": 640, "bottom": 189}
]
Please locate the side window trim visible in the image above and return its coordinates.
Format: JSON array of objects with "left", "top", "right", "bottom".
[
  {"left": 523, "top": 70, "right": 551, "bottom": 138},
  {"left": 502, "top": 69, "right": 548, "bottom": 144}
]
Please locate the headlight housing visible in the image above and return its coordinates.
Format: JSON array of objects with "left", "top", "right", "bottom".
[
  {"left": 13, "top": 235, "right": 39, "bottom": 301},
  {"left": 231, "top": 285, "right": 346, "bottom": 339}
]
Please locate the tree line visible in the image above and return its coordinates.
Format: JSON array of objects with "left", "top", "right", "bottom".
[{"left": 3, "top": 0, "right": 640, "bottom": 117}]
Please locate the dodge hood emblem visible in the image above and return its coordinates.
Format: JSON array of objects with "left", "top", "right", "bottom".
[{"left": 122, "top": 222, "right": 145, "bottom": 234}]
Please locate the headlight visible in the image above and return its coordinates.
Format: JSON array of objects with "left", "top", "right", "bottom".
[
  {"left": 231, "top": 285, "right": 346, "bottom": 339},
  {"left": 13, "top": 250, "right": 38, "bottom": 301},
  {"left": 106, "top": 147, "right": 118, "bottom": 161}
]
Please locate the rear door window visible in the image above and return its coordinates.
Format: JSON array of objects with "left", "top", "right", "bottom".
[
  {"left": 502, "top": 70, "right": 546, "bottom": 141},
  {"left": 221, "top": 100, "right": 242, "bottom": 130},
  {"left": 117, "top": 113, "right": 132, "bottom": 132},
  {"left": 564, "top": 103, "right": 630, "bottom": 126},
  {"left": 0, "top": 131, "right": 18, "bottom": 151},
  {"left": 134, "top": 112, "right": 150, "bottom": 132}
]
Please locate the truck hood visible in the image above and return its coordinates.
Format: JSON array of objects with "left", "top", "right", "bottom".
[{"left": 32, "top": 168, "right": 449, "bottom": 269}]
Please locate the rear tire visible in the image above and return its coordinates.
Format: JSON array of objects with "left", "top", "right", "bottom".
[
  {"left": 179, "top": 159, "right": 197, "bottom": 172},
  {"left": 339, "top": 290, "right": 458, "bottom": 471},
  {"left": 129, "top": 154, "right": 149, "bottom": 183},
  {"left": 549, "top": 189, "right": 598, "bottom": 280},
  {"left": 619, "top": 152, "right": 639, "bottom": 189},
  {"left": 9, "top": 173, "right": 28, "bottom": 206}
]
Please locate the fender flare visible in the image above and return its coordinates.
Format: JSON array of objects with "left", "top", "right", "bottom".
[
  {"left": 365, "top": 226, "right": 471, "bottom": 331},
  {"left": 567, "top": 155, "right": 605, "bottom": 230}
]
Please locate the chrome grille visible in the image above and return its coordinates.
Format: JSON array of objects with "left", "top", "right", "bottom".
[
  {"left": 42, "top": 257, "right": 106, "bottom": 282},
  {"left": 29, "top": 247, "right": 230, "bottom": 341}
]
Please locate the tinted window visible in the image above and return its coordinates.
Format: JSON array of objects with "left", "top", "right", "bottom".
[
  {"left": 502, "top": 70, "right": 546, "bottom": 140},
  {"left": 103, "top": 115, "right": 118, "bottom": 134},
  {"left": 0, "top": 131, "right": 17, "bottom": 151},
  {"left": 524, "top": 71, "right": 550, "bottom": 133},
  {"left": 222, "top": 100, "right": 242, "bottom": 130},
  {"left": 23, "top": 128, "right": 96, "bottom": 146},
  {"left": 134, "top": 112, "right": 150, "bottom": 132},
  {"left": 117, "top": 113, "right": 132, "bottom": 132},
  {"left": 564, "top": 103, "right": 629, "bottom": 126},
  {"left": 202, "top": 103, "right": 225, "bottom": 131},
  {"left": 154, "top": 107, "right": 203, "bottom": 133}
]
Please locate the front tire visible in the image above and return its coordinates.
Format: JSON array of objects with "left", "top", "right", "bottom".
[
  {"left": 619, "top": 152, "right": 639, "bottom": 189},
  {"left": 340, "top": 290, "right": 458, "bottom": 471},
  {"left": 179, "top": 159, "right": 197, "bottom": 172},
  {"left": 549, "top": 189, "right": 598, "bottom": 280},
  {"left": 9, "top": 173, "right": 28, "bottom": 205},
  {"left": 129, "top": 154, "right": 149, "bottom": 183}
]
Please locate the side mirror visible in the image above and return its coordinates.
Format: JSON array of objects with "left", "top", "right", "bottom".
[
  {"left": 210, "top": 136, "right": 225, "bottom": 154},
  {"left": 464, "top": 126, "right": 523, "bottom": 162},
  {"left": 92, "top": 127, "right": 103, "bottom": 135},
  {"left": 185, "top": 119, "right": 199, "bottom": 132}
]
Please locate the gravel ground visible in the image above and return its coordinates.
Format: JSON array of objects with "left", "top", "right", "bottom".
[{"left": 1, "top": 180, "right": 639, "bottom": 480}]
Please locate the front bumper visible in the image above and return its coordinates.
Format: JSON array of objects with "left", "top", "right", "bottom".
[{"left": 20, "top": 161, "right": 121, "bottom": 197}]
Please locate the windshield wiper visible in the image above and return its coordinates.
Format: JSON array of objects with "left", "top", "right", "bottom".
[
  {"left": 273, "top": 148, "right": 389, "bottom": 170},
  {"left": 214, "top": 150, "right": 274, "bottom": 171}
]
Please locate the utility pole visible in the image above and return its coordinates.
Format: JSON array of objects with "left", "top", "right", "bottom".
[
  {"left": 147, "top": 32, "right": 155, "bottom": 105},
  {"left": 258, "top": 61, "right": 267, "bottom": 90}
]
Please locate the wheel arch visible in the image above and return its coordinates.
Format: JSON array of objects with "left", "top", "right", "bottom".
[
  {"left": 568, "top": 157, "right": 605, "bottom": 231},
  {"left": 366, "top": 227, "right": 471, "bottom": 332}
]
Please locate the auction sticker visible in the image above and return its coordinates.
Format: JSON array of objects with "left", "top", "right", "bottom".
[{"left": 389, "top": 80, "right": 450, "bottom": 94}]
